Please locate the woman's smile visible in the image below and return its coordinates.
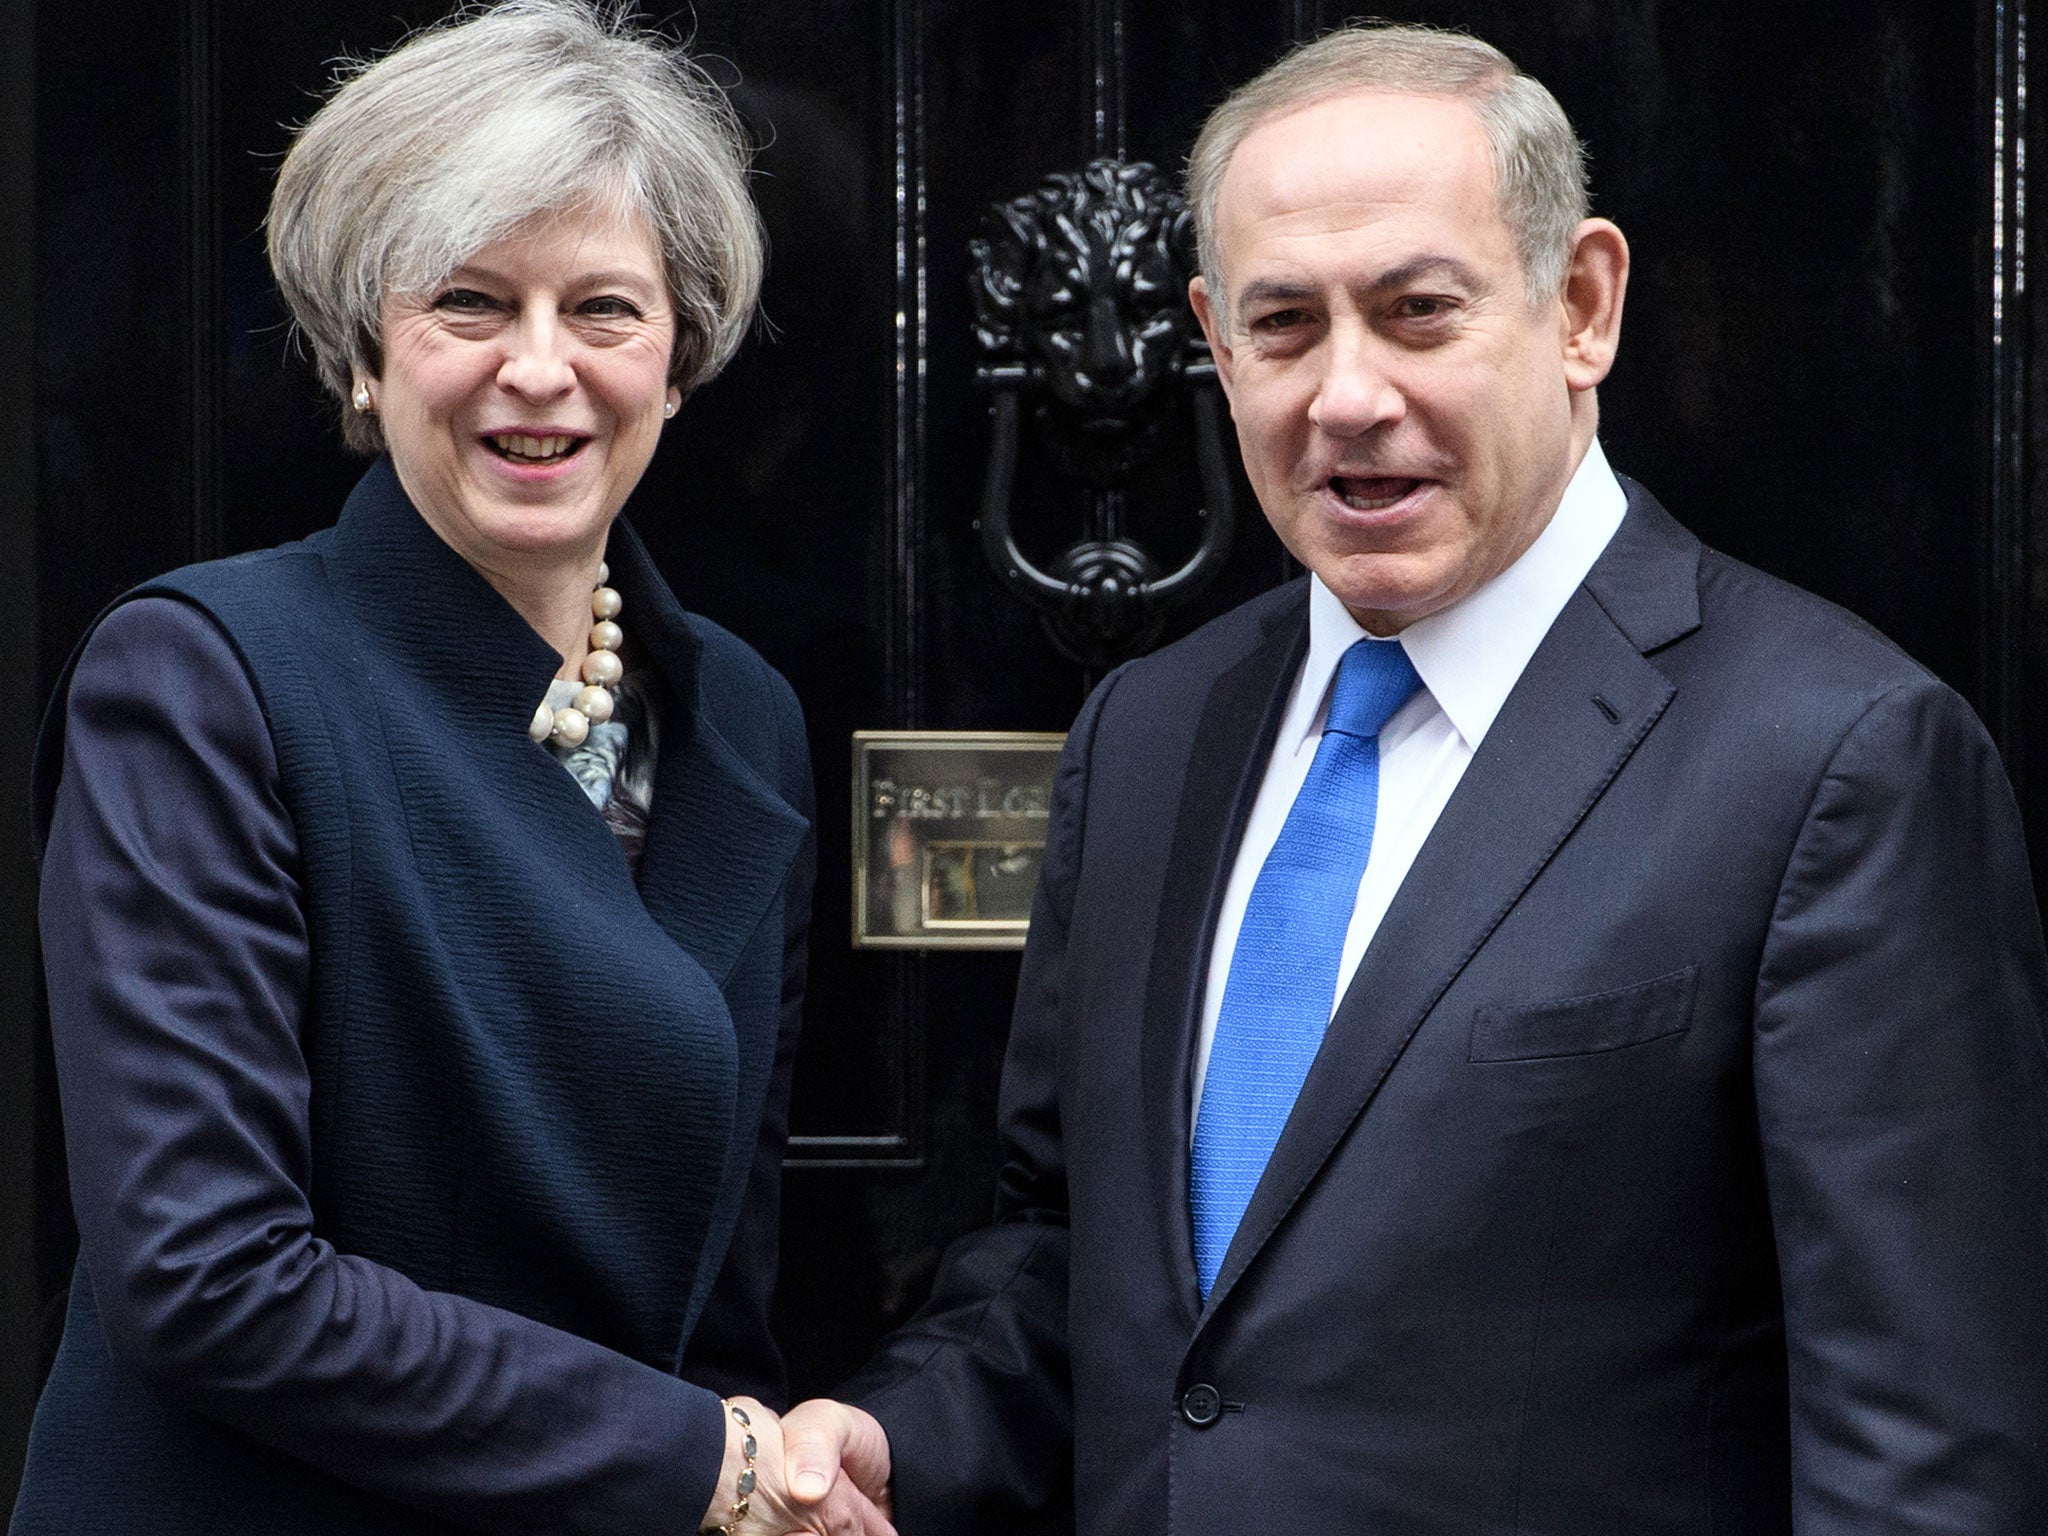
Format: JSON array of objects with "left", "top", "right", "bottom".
[{"left": 483, "top": 431, "right": 590, "bottom": 466}]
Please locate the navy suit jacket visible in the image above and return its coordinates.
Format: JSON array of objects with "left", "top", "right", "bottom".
[
  {"left": 855, "top": 481, "right": 2048, "bottom": 1534},
  {"left": 13, "top": 461, "right": 815, "bottom": 1535}
]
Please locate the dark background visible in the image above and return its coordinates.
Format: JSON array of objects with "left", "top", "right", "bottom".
[{"left": 5, "top": 0, "right": 2045, "bottom": 1513}]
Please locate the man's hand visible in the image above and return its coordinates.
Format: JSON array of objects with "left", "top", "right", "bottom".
[
  {"left": 780, "top": 1399, "right": 894, "bottom": 1529},
  {"left": 701, "top": 1396, "right": 894, "bottom": 1536}
]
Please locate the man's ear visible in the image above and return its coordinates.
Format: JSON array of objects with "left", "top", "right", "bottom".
[
  {"left": 1558, "top": 218, "right": 1629, "bottom": 393},
  {"left": 1189, "top": 275, "right": 1236, "bottom": 400}
]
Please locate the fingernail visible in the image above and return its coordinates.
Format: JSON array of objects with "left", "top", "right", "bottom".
[{"left": 794, "top": 1471, "right": 828, "bottom": 1499}]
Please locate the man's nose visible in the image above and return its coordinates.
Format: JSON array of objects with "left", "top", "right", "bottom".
[
  {"left": 496, "top": 312, "right": 576, "bottom": 400},
  {"left": 1307, "top": 332, "right": 1404, "bottom": 437}
]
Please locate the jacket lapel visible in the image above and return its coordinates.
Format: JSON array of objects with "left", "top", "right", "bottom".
[
  {"left": 1196, "top": 488, "right": 1701, "bottom": 1320},
  {"left": 618, "top": 520, "right": 809, "bottom": 993},
  {"left": 322, "top": 461, "right": 806, "bottom": 1015},
  {"left": 1139, "top": 596, "right": 1309, "bottom": 1322},
  {"left": 636, "top": 710, "right": 808, "bottom": 989}
]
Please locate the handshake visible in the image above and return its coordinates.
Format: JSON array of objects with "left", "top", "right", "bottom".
[{"left": 700, "top": 1397, "right": 895, "bottom": 1536}]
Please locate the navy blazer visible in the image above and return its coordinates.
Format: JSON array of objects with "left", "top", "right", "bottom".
[
  {"left": 854, "top": 481, "right": 2048, "bottom": 1534},
  {"left": 13, "top": 461, "right": 815, "bottom": 1535}
]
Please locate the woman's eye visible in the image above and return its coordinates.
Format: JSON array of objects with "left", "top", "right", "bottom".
[
  {"left": 434, "top": 288, "right": 497, "bottom": 312},
  {"left": 581, "top": 296, "right": 642, "bottom": 319}
]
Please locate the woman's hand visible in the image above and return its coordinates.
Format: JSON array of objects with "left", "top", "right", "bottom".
[
  {"left": 781, "top": 1400, "right": 893, "bottom": 1530},
  {"left": 701, "top": 1397, "right": 894, "bottom": 1536}
]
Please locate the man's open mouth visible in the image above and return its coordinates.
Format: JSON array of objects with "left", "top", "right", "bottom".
[
  {"left": 486, "top": 434, "right": 587, "bottom": 465},
  {"left": 1330, "top": 475, "right": 1422, "bottom": 511}
]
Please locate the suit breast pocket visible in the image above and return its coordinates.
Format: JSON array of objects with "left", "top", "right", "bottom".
[{"left": 1467, "top": 965, "right": 1698, "bottom": 1064}]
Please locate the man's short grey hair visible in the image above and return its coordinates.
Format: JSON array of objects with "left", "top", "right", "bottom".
[
  {"left": 1186, "top": 24, "right": 1589, "bottom": 316},
  {"left": 268, "top": 0, "right": 764, "bottom": 453}
]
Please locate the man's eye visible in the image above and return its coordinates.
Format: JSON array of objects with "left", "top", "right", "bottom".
[
  {"left": 1250, "top": 308, "right": 1309, "bottom": 332},
  {"left": 1394, "top": 296, "right": 1450, "bottom": 320}
]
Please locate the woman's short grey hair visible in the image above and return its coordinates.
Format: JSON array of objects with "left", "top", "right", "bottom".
[
  {"left": 268, "top": 0, "right": 765, "bottom": 452},
  {"left": 1186, "top": 24, "right": 1588, "bottom": 316}
]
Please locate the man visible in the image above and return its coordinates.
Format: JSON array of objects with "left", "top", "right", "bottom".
[{"left": 784, "top": 24, "right": 2048, "bottom": 1533}]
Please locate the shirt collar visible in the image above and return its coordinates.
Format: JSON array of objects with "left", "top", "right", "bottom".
[{"left": 1291, "top": 437, "right": 1629, "bottom": 754}]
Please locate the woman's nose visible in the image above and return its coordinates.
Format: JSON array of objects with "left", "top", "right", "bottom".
[{"left": 496, "top": 313, "right": 576, "bottom": 400}]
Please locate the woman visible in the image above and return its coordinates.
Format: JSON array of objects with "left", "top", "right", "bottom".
[{"left": 11, "top": 5, "right": 881, "bottom": 1533}]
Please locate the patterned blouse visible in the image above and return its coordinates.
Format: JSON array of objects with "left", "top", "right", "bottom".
[{"left": 541, "top": 670, "right": 658, "bottom": 876}]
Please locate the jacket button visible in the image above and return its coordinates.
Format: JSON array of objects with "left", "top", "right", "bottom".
[{"left": 1180, "top": 1383, "right": 1223, "bottom": 1427}]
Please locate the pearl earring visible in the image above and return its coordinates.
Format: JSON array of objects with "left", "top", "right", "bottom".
[
  {"left": 352, "top": 382, "right": 372, "bottom": 413},
  {"left": 663, "top": 398, "right": 677, "bottom": 419}
]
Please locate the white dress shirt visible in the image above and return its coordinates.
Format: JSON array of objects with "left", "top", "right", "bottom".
[{"left": 1190, "top": 440, "right": 1631, "bottom": 1123}]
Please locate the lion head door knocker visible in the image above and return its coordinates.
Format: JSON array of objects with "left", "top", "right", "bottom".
[{"left": 970, "top": 158, "right": 1237, "bottom": 668}]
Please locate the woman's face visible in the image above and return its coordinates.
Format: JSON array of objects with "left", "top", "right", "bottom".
[{"left": 371, "top": 208, "right": 681, "bottom": 577}]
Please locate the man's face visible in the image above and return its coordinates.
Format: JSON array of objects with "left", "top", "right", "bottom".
[{"left": 1192, "top": 90, "right": 1594, "bottom": 634}]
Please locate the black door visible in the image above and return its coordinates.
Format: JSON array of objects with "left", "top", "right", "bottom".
[{"left": 6, "top": 0, "right": 2045, "bottom": 1506}]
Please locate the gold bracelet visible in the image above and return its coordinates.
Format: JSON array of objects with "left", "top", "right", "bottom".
[{"left": 701, "top": 1399, "right": 757, "bottom": 1536}]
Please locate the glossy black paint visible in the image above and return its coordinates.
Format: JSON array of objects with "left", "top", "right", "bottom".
[
  {"left": 0, "top": 0, "right": 38, "bottom": 1504},
  {"left": 7, "top": 0, "right": 2041, "bottom": 1502}
]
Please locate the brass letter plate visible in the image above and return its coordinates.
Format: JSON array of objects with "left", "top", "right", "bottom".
[{"left": 852, "top": 731, "right": 1067, "bottom": 949}]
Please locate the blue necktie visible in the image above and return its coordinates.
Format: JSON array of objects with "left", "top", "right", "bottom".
[{"left": 1190, "top": 637, "right": 1423, "bottom": 1297}]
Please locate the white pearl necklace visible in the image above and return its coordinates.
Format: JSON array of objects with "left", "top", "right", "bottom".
[{"left": 528, "top": 563, "right": 626, "bottom": 747}]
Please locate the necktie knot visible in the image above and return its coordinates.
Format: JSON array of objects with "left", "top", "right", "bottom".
[{"left": 1324, "top": 638, "right": 1422, "bottom": 741}]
